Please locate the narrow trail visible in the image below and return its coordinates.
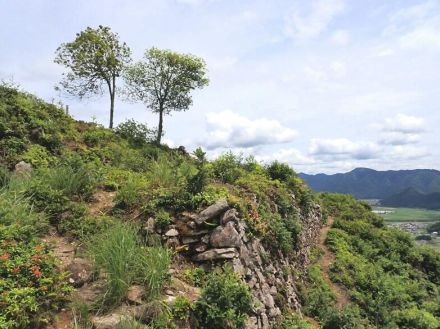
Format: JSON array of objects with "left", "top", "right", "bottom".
[{"left": 318, "top": 217, "right": 349, "bottom": 310}]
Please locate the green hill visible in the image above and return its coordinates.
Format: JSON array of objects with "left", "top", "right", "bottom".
[
  {"left": 381, "top": 188, "right": 440, "bottom": 210},
  {"left": 300, "top": 168, "right": 440, "bottom": 200}
]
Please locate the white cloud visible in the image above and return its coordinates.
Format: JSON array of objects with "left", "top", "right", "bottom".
[
  {"left": 202, "top": 111, "right": 298, "bottom": 150},
  {"left": 399, "top": 26, "right": 440, "bottom": 51},
  {"left": 330, "top": 30, "right": 350, "bottom": 45},
  {"left": 284, "top": 0, "right": 345, "bottom": 38},
  {"left": 390, "top": 145, "right": 430, "bottom": 160},
  {"left": 309, "top": 138, "right": 381, "bottom": 160},
  {"left": 383, "top": 113, "right": 426, "bottom": 133},
  {"left": 257, "top": 148, "right": 315, "bottom": 166},
  {"left": 379, "top": 132, "right": 420, "bottom": 145}
]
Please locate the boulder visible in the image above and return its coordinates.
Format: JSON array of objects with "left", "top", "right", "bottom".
[
  {"left": 210, "top": 222, "right": 241, "bottom": 248},
  {"left": 193, "top": 248, "right": 238, "bottom": 261},
  {"left": 165, "top": 228, "right": 179, "bottom": 237},
  {"left": 14, "top": 161, "right": 32, "bottom": 173},
  {"left": 221, "top": 208, "right": 239, "bottom": 225},
  {"left": 66, "top": 258, "right": 94, "bottom": 287},
  {"left": 195, "top": 199, "right": 229, "bottom": 225}
]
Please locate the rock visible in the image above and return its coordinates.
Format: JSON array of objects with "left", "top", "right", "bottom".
[
  {"left": 261, "top": 313, "right": 270, "bottom": 329},
  {"left": 195, "top": 199, "right": 229, "bottom": 225},
  {"left": 221, "top": 208, "right": 239, "bottom": 225},
  {"left": 66, "top": 258, "right": 94, "bottom": 287},
  {"left": 165, "top": 228, "right": 179, "bottom": 237},
  {"left": 247, "top": 316, "right": 259, "bottom": 329},
  {"left": 210, "top": 222, "right": 241, "bottom": 248},
  {"left": 74, "top": 280, "right": 106, "bottom": 306},
  {"left": 14, "top": 161, "right": 32, "bottom": 173},
  {"left": 182, "top": 236, "right": 199, "bottom": 244},
  {"left": 194, "top": 243, "right": 208, "bottom": 253},
  {"left": 127, "top": 285, "right": 145, "bottom": 305},
  {"left": 193, "top": 248, "right": 238, "bottom": 261},
  {"left": 91, "top": 314, "right": 129, "bottom": 329},
  {"left": 143, "top": 217, "right": 156, "bottom": 234}
]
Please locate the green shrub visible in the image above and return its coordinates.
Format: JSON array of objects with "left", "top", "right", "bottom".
[
  {"left": 115, "top": 175, "right": 147, "bottom": 209},
  {"left": 273, "top": 314, "right": 315, "bottom": 329},
  {"left": 194, "top": 265, "right": 252, "bottom": 329},
  {"left": 115, "top": 119, "right": 157, "bottom": 147},
  {"left": 211, "top": 152, "right": 243, "bottom": 184},
  {"left": 183, "top": 267, "right": 207, "bottom": 287},
  {"left": 21, "top": 144, "right": 53, "bottom": 168},
  {"left": 170, "top": 295, "right": 192, "bottom": 321},
  {"left": 154, "top": 209, "right": 172, "bottom": 230},
  {"left": 266, "top": 161, "right": 296, "bottom": 183},
  {"left": 0, "top": 240, "right": 72, "bottom": 328}
]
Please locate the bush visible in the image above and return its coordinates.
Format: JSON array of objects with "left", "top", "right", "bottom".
[
  {"left": 154, "top": 209, "right": 172, "bottom": 230},
  {"left": 266, "top": 161, "right": 296, "bottom": 183},
  {"left": 194, "top": 265, "right": 252, "bottom": 329},
  {"left": 273, "top": 314, "right": 315, "bottom": 329},
  {"left": 0, "top": 165, "right": 11, "bottom": 188},
  {"left": 211, "top": 152, "right": 243, "bottom": 184},
  {"left": 115, "top": 175, "right": 147, "bottom": 209},
  {"left": 115, "top": 119, "right": 157, "bottom": 147},
  {"left": 21, "top": 144, "right": 53, "bottom": 168},
  {"left": 0, "top": 240, "right": 72, "bottom": 328}
]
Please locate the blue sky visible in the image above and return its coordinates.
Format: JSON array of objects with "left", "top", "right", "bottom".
[{"left": 1, "top": 0, "right": 439, "bottom": 173}]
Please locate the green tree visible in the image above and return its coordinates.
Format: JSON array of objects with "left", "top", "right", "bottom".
[
  {"left": 123, "top": 48, "right": 209, "bottom": 144},
  {"left": 54, "top": 25, "right": 131, "bottom": 128}
]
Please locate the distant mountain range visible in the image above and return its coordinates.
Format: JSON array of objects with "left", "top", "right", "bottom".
[{"left": 299, "top": 168, "right": 440, "bottom": 209}]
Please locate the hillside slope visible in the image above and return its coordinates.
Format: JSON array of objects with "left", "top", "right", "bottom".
[
  {"left": 300, "top": 167, "right": 440, "bottom": 199},
  {"left": 381, "top": 187, "right": 440, "bottom": 210}
]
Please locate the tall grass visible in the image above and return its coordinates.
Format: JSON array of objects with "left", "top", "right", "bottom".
[
  {"left": 87, "top": 222, "right": 171, "bottom": 308},
  {"left": 87, "top": 222, "right": 141, "bottom": 307}
]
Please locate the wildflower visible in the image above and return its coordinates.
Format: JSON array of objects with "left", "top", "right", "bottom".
[
  {"left": 33, "top": 270, "right": 43, "bottom": 278},
  {"left": 12, "top": 267, "right": 20, "bottom": 273},
  {"left": 32, "top": 256, "right": 41, "bottom": 262},
  {"left": 34, "top": 245, "right": 43, "bottom": 252}
]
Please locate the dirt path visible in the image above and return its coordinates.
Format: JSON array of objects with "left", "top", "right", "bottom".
[{"left": 318, "top": 217, "right": 349, "bottom": 310}]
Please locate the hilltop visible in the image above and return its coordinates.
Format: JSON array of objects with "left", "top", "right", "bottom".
[{"left": 1, "top": 85, "right": 439, "bottom": 329}]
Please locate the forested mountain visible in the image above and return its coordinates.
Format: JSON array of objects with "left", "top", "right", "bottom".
[
  {"left": 300, "top": 168, "right": 440, "bottom": 199},
  {"left": 381, "top": 187, "right": 440, "bottom": 210}
]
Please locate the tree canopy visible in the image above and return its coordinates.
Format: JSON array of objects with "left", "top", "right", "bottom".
[
  {"left": 54, "top": 25, "right": 131, "bottom": 128},
  {"left": 123, "top": 47, "right": 209, "bottom": 143}
]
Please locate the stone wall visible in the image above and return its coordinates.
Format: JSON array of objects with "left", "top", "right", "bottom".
[{"left": 156, "top": 199, "right": 323, "bottom": 328}]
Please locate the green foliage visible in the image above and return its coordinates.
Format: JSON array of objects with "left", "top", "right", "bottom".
[
  {"left": 87, "top": 222, "right": 170, "bottom": 307},
  {"left": 54, "top": 25, "right": 131, "bottom": 128},
  {"left": 301, "top": 265, "right": 336, "bottom": 320},
  {"left": 0, "top": 165, "right": 11, "bottom": 188},
  {"left": 141, "top": 246, "right": 171, "bottom": 300},
  {"left": 182, "top": 267, "right": 207, "bottom": 287},
  {"left": 211, "top": 151, "right": 243, "bottom": 184},
  {"left": 123, "top": 47, "right": 209, "bottom": 143},
  {"left": 115, "top": 119, "right": 157, "bottom": 147},
  {"left": 170, "top": 295, "right": 192, "bottom": 321},
  {"left": 21, "top": 144, "right": 53, "bottom": 168},
  {"left": 82, "top": 125, "right": 115, "bottom": 147},
  {"left": 266, "top": 161, "right": 296, "bottom": 183},
  {"left": 87, "top": 222, "right": 143, "bottom": 307},
  {"left": 316, "top": 192, "right": 440, "bottom": 328},
  {"left": 115, "top": 174, "right": 147, "bottom": 209},
  {"left": 273, "top": 314, "right": 315, "bottom": 329},
  {"left": 194, "top": 265, "right": 253, "bottom": 329},
  {"left": 186, "top": 147, "right": 208, "bottom": 195},
  {"left": 154, "top": 209, "right": 172, "bottom": 230}
]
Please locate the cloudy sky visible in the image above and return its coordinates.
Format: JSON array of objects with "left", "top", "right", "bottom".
[{"left": 1, "top": 0, "right": 439, "bottom": 173}]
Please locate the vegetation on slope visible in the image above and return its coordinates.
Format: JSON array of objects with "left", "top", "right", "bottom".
[
  {"left": 308, "top": 193, "right": 440, "bottom": 328},
  {"left": 0, "top": 84, "right": 314, "bottom": 328}
]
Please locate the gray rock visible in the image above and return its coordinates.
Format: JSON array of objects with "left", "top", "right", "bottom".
[
  {"left": 181, "top": 236, "right": 200, "bottom": 244},
  {"left": 221, "top": 208, "right": 239, "bottom": 225},
  {"left": 193, "top": 248, "right": 238, "bottom": 261},
  {"left": 14, "top": 161, "right": 32, "bottom": 173},
  {"left": 165, "top": 228, "right": 179, "bottom": 237},
  {"left": 66, "top": 258, "right": 94, "bottom": 287},
  {"left": 210, "top": 222, "right": 241, "bottom": 248},
  {"left": 143, "top": 217, "right": 156, "bottom": 234},
  {"left": 195, "top": 199, "right": 229, "bottom": 225}
]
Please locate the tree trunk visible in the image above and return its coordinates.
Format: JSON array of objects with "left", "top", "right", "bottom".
[
  {"left": 109, "top": 77, "right": 116, "bottom": 129},
  {"left": 156, "top": 109, "right": 164, "bottom": 144}
]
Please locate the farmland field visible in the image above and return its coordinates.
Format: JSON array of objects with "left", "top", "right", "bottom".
[{"left": 373, "top": 207, "right": 440, "bottom": 222}]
